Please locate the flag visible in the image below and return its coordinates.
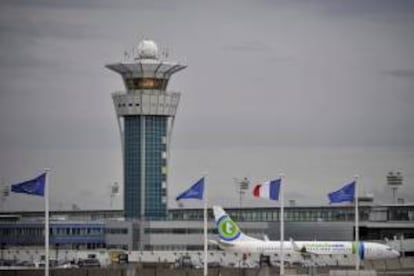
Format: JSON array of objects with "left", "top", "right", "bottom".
[
  {"left": 328, "top": 181, "right": 355, "bottom": 203},
  {"left": 253, "top": 179, "right": 281, "bottom": 200},
  {"left": 11, "top": 173, "right": 46, "bottom": 197},
  {"left": 176, "top": 177, "right": 204, "bottom": 201}
]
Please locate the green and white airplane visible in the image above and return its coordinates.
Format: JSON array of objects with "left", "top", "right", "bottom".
[{"left": 212, "top": 206, "right": 399, "bottom": 264}]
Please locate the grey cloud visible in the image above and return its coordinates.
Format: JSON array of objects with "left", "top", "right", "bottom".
[
  {"left": 223, "top": 41, "right": 274, "bottom": 53},
  {"left": 1, "top": 0, "right": 115, "bottom": 10},
  {"left": 1, "top": 0, "right": 184, "bottom": 12},
  {"left": 1, "top": 0, "right": 414, "bottom": 210},
  {"left": 268, "top": 56, "right": 294, "bottom": 63},
  {"left": 0, "top": 46, "right": 57, "bottom": 71},
  {"left": 0, "top": 10, "right": 104, "bottom": 41},
  {"left": 383, "top": 69, "right": 414, "bottom": 79},
  {"left": 271, "top": 0, "right": 414, "bottom": 17}
]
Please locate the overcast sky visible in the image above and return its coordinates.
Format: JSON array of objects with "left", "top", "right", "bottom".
[{"left": 1, "top": 0, "right": 413, "bottom": 211}]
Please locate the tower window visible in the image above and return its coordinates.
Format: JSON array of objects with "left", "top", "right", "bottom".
[{"left": 124, "top": 78, "right": 168, "bottom": 90}]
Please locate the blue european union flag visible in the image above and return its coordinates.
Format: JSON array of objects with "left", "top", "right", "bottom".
[
  {"left": 328, "top": 181, "right": 355, "bottom": 203},
  {"left": 11, "top": 173, "right": 46, "bottom": 197},
  {"left": 176, "top": 177, "right": 204, "bottom": 201}
]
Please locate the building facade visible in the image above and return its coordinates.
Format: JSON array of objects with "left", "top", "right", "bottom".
[
  {"left": 1, "top": 204, "right": 413, "bottom": 254},
  {"left": 106, "top": 40, "right": 186, "bottom": 220}
]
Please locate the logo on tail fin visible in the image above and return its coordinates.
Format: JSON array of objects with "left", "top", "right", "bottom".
[{"left": 217, "top": 215, "right": 241, "bottom": 241}]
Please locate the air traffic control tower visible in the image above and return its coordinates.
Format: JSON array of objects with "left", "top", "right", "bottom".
[{"left": 106, "top": 40, "right": 186, "bottom": 220}]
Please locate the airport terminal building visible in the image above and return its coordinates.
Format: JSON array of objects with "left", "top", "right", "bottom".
[{"left": 1, "top": 203, "right": 413, "bottom": 255}]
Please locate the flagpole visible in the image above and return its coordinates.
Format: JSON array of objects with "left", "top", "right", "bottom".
[
  {"left": 280, "top": 174, "right": 285, "bottom": 276},
  {"left": 203, "top": 173, "right": 208, "bottom": 276},
  {"left": 44, "top": 168, "right": 50, "bottom": 276},
  {"left": 354, "top": 175, "right": 359, "bottom": 271}
]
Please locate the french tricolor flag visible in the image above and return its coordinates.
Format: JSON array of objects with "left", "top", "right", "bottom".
[{"left": 253, "top": 179, "right": 281, "bottom": 200}]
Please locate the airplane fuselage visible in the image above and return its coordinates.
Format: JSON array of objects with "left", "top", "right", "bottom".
[
  {"left": 212, "top": 205, "right": 400, "bottom": 265},
  {"left": 220, "top": 240, "right": 399, "bottom": 260}
]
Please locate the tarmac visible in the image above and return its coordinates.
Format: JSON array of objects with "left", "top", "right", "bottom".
[{"left": 1, "top": 258, "right": 414, "bottom": 276}]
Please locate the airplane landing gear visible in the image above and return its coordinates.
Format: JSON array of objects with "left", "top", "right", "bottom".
[{"left": 259, "top": 254, "right": 271, "bottom": 266}]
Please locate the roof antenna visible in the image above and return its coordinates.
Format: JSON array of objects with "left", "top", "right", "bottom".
[{"left": 123, "top": 50, "right": 129, "bottom": 61}]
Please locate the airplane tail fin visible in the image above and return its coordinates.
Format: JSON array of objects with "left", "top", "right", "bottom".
[{"left": 213, "top": 205, "right": 258, "bottom": 243}]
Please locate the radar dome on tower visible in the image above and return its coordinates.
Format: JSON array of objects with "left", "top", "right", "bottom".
[{"left": 137, "top": 40, "right": 159, "bottom": 59}]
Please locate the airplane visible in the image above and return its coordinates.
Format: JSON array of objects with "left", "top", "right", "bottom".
[{"left": 211, "top": 206, "right": 400, "bottom": 265}]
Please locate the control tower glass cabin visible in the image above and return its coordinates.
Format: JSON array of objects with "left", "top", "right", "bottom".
[{"left": 106, "top": 40, "right": 186, "bottom": 220}]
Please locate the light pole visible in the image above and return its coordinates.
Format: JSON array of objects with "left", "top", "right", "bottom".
[{"left": 0, "top": 180, "right": 9, "bottom": 209}]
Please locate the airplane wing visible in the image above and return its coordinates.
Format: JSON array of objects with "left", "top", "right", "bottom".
[
  {"left": 290, "top": 238, "right": 319, "bottom": 257},
  {"left": 217, "top": 240, "right": 236, "bottom": 248},
  {"left": 209, "top": 239, "right": 236, "bottom": 248},
  {"left": 208, "top": 239, "right": 219, "bottom": 246}
]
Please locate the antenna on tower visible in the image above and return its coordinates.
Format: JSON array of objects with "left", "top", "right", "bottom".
[
  {"left": 131, "top": 46, "right": 137, "bottom": 60},
  {"left": 123, "top": 50, "right": 129, "bottom": 61},
  {"left": 110, "top": 182, "right": 120, "bottom": 208},
  {"left": 161, "top": 47, "right": 169, "bottom": 59}
]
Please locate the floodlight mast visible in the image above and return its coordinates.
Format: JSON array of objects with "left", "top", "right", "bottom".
[
  {"left": 387, "top": 171, "right": 403, "bottom": 204},
  {"left": 234, "top": 177, "right": 250, "bottom": 219}
]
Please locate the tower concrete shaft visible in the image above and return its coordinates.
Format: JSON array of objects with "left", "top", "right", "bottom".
[{"left": 106, "top": 40, "right": 186, "bottom": 220}]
